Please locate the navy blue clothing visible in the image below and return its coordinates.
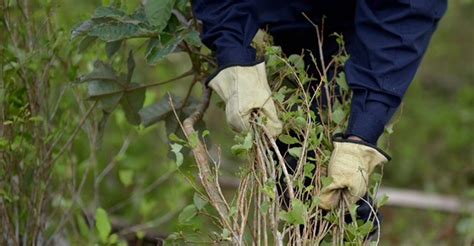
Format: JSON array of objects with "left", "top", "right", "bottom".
[{"left": 193, "top": 0, "right": 447, "bottom": 144}]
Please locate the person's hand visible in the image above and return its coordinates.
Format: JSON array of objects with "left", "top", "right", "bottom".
[
  {"left": 319, "top": 136, "right": 390, "bottom": 210},
  {"left": 208, "top": 62, "right": 282, "bottom": 137}
]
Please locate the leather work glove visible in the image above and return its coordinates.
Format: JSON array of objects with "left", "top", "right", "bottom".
[
  {"left": 319, "top": 135, "right": 390, "bottom": 210},
  {"left": 208, "top": 62, "right": 283, "bottom": 137}
]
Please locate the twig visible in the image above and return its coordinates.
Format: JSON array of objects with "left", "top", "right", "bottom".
[{"left": 174, "top": 85, "right": 238, "bottom": 241}]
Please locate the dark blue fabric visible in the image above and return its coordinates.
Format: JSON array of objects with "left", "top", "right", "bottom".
[{"left": 193, "top": 0, "right": 447, "bottom": 144}]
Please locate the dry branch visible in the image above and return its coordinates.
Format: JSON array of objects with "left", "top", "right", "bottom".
[
  {"left": 179, "top": 86, "right": 235, "bottom": 238},
  {"left": 217, "top": 176, "right": 474, "bottom": 214}
]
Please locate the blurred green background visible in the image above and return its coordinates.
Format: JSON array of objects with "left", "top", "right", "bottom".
[{"left": 2, "top": 0, "right": 473, "bottom": 245}]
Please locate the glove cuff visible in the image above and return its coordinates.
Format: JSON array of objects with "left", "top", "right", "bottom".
[
  {"left": 205, "top": 60, "right": 265, "bottom": 86},
  {"left": 332, "top": 133, "right": 391, "bottom": 161}
]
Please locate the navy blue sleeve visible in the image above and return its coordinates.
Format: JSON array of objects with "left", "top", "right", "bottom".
[
  {"left": 192, "top": 0, "right": 259, "bottom": 68},
  {"left": 345, "top": 0, "right": 447, "bottom": 144}
]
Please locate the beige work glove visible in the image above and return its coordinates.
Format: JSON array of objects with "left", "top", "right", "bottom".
[
  {"left": 319, "top": 136, "right": 390, "bottom": 210},
  {"left": 208, "top": 62, "right": 282, "bottom": 137}
]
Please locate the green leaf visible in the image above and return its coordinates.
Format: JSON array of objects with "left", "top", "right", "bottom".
[
  {"left": 263, "top": 180, "right": 276, "bottom": 200},
  {"left": 118, "top": 169, "right": 134, "bottom": 187},
  {"left": 88, "top": 80, "right": 122, "bottom": 112},
  {"left": 231, "top": 132, "right": 253, "bottom": 156},
  {"left": 295, "top": 116, "right": 306, "bottom": 128},
  {"left": 89, "top": 22, "right": 144, "bottom": 42},
  {"left": 120, "top": 83, "right": 146, "bottom": 125},
  {"left": 201, "top": 130, "right": 210, "bottom": 138},
  {"left": 126, "top": 51, "right": 135, "bottom": 83},
  {"left": 288, "top": 147, "right": 302, "bottom": 159},
  {"left": 81, "top": 61, "right": 118, "bottom": 82},
  {"left": 358, "top": 221, "right": 374, "bottom": 236},
  {"left": 105, "top": 40, "right": 122, "bottom": 58},
  {"left": 170, "top": 143, "right": 183, "bottom": 167},
  {"left": 332, "top": 107, "right": 346, "bottom": 124},
  {"left": 188, "top": 131, "right": 199, "bottom": 148},
  {"left": 336, "top": 72, "right": 349, "bottom": 92},
  {"left": 108, "top": 233, "right": 118, "bottom": 244},
  {"left": 278, "top": 134, "right": 299, "bottom": 145},
  {"left": 288, "top": 54, "right": 305, "bottom": 72},
  {"left": 183, "top": 30, "right": 202, "bottom": 47},
  {"left": 280, "top": 199, "right": 307, "bottom": 225},
  {"left": 71, "top": 20, "right": 94, "bottom": 39},
  {"left": 139, "top": 96, "right": 182, "bottom": 127},
  {"left": 349, "top": 204, "right": 358, "bottom": 219},
  {"left": 321, "top": 177, "right": 333, "bottom": 188},
  {"left": 175, "top": 0, "right": 188, "bottom": 11},
  {"left": 95, "top": 208, "right": 112, "bottom": 243},
  {"left": 78, "top": 36, "right": 97, "bottom": 53},
  {"left": 304, "top": 163, "right": 315, "bottom": 178},
  {"left": 193, "top": 193, "right": 207, "bottom": 210},
  {"left": 376, "top": 194, "right": 389, "bottom": 208},
  {"left": 145, "top": 0, "right": 175, "bottom": 31},
  {"left": 76, "top": 214, "right": 90, "bottom": 238},
  {"left": 169, "top": 133, "right": 186, "bottom": 144},
  {"left": 93, "top": 6, "right": 126, "bottom": 19},
  {"left": 178, "top": 204, "right": 197, "bottom": 224},
  {"left": 146, "top": 34, "right": 183, "bottom": 65}
]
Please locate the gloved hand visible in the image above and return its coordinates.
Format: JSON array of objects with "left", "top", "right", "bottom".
[
  {"left": 208, "top": 62, "right": 282, "bottom": 137},
  {"left": 319, "top": 135, "right": 390, "bottom": 210}
]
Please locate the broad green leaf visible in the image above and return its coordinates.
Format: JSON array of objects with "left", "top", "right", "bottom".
[
  {"left": 88, "top": 80, "right": 122, "bottom": 112},
  {"left": 108, "top": 233, "right": 118, "bottom": 244},
  {"left": 81, "top": 61, "right": 118, "bottom": 82},
  {"left": 175, "top": 0, "right": 188, "bottom": 11},
  {"left": 332, "top": 107, "right": 346, "bottom": 124},
  {"left": 76, "top": 214, "right": 90, "bottom": 238},
  {"left": 118, "top": 169, "right": 134, "bottom": 187},
  {"left": 231, "top": 132, "right": 253, "bottom": 156},
  {"left": 178, "top": 204, "right": 197, "bottom": 224},
  {"left": 169, "top": 133, "right": 186, "bottom": 144},
  {"left": 377, "top": 193, "right": 389, "bottom": 207},
  {"left": 321, "top": 177, "right": 333, "bottom": 188},
  {"left": 303, "top": 163, "right": 315, "bottom": 178},
  {"left": 183, "top": 30, "right": 202, "bottom": 47},
  {"left": 288, "top": 54, "right": 305, "bottom": 72},
  {"left": 349, "top": 204, "right": 358, "bottom": 219},
  {"left": 336, "top": 72, "right": 349, "bottom": 92},
  {"left": 89, "top": 22, "right": 144, "bottom": 42},
  {"left": 95, "top": 208, "right": 112, "bottom": 243},
  {"left": 201, "top": 130, "right": 210, "bottom": 138},
  {"left": 120, "top": 82, "right": 146, "bottom": 125},
  {"left": 78, "top": 36, "right": 97, "bottom": 53},
  {"left": 93, "top": 6, "right": 126, "bottom": 19},
  {"left": 280, "top": 199, "right": 307, "bottom": 225},
  {"left": 358, "top": 221, "right": 374, "bottom": 236},
  {"left": 263, "top": 180, "right": 276, "bottom": 200},
  {"left": 187, "top": 131, "right": 199, "bottom": 148},
  {"left": 130, "top": 6, "right": 147, "bottom": 22},
  {"left": 71, "top": 20, "right": 94, "bottom": 39},
  {"left": 170, "top": 143, "right": 183, "bottom": 167},
  {"left": 193, "top": 193, "right": 207, "bottom": 210},
  {"left": 105, "top": 40, "right": 122, "bottom": 58},
  {"left": 278, "top": 134, "right": 299, "bottom": 145},
  {"left": 295, "top": 116, "right": 306, "bottom": 128},
  {"left": 146, "top": 34, "right": 183, "bottom": 65},
  {"left": 139, "top": 96, "right": 182, "bottom": 127},
  {"left": 145, "top": 0, "right": 175, "bottom": 31},
  {"left": 288, "top": 147, "right": 303, "bottom": 159}
]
